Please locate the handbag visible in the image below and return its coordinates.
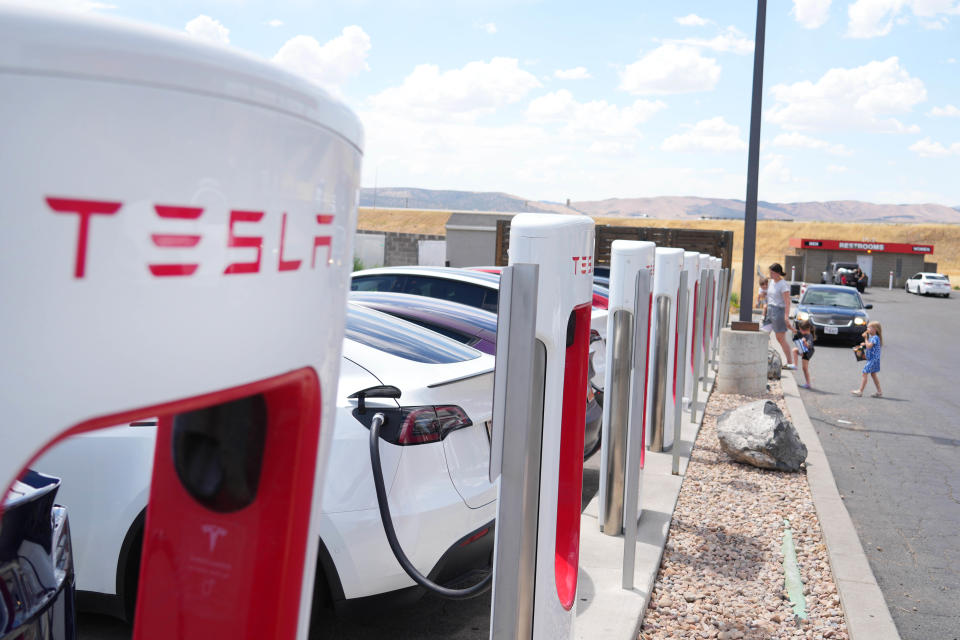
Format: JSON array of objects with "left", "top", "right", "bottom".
[{"left": 853, "top": 344, "right": 866, "bottom": 362}]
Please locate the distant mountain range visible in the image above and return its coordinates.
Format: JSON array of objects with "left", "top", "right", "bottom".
[{"left": 359, "top": 187, "right": 960, "bottom": 224}]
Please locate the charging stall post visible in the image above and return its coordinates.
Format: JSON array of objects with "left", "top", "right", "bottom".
[
  {"left": 710, "top": 259, "right": 723, "bottom": 370},
  {"left": 489, "top": 214, "right": 595, "bottom": 640},
  {"left": 689, "top": 264, "right": 709, "bottom": 425},
  {"left": 646, "top": 248, "right": 685, "bottom": 452},
  {"left": 0, "top": 9, "right": 362, "bottom": 639},
  {"left": 682, "top": 251, "right": 701, "bottom": 408},
  {"left": 700, "top": 256, "right": 716, "bottom": 393},
  {"left": 670, "top": 270, "right": 690, "bottom": 476},
  {"left": 598, "top": 241, "right": 655, "bottom": 537}
]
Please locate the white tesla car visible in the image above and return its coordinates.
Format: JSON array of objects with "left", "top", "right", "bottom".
[
  {"left": 34, "top": 305, "right": 496, "bottom": 621},
  {"left": 350, "top": 265, "right": 609, "bottom": 389},
  {"left": 905, "top": 272, "right": 951, "bottom": 297}
]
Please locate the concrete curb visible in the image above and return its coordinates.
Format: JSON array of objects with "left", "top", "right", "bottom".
[
  {"left": 575, "top": 369, "right": 716, "bottom": 640},
  {"left": 776, "top": 339, "right": 901, "bottom": 640}
]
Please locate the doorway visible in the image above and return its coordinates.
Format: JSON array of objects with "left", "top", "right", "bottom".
[{"left": 856, "top": 254, "right": 873, "bottom": 285}]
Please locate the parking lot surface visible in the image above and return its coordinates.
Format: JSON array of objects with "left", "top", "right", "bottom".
[{"left": 790, "top": 287, "right": 959, "bottom": 639}]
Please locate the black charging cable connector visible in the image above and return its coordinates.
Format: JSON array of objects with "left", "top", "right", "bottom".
[{"left": 368, "top": 412, "right": 492, "bottom": 600}]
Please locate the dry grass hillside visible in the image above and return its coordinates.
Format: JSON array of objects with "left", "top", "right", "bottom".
[{"left": 357, "top": 207, "right": 960, "bottom": 298}]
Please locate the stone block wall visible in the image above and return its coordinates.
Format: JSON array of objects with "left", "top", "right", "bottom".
[{"left": 355, "top": 230, "right": 446, "bottom": 267}]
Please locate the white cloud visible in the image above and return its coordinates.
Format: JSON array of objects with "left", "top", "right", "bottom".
[
  {"left": 949, "top": 58, "right": 958, "bottom": 63},
  {"left": 760, "top": 154, "right": 797, "bottom": 184},
  {"left": 909, "top": 137, "right": 960, "bottom": 157},
  {"left": 367, "top": 58, "right": 541, "bottom": 122},
  {"left": 827, "top": 164, "right": 849, "bottom": 173},
  {"left": 772, "top": 132, "right": 852, "bottom": 155},
  {"left": 847, "top": 0, "right": 960, "bottom": 38},
  {"left": 267, "top": 19, "right": 284, "bottom": 27},
  {"left": 675, "top": 13, "right": 710, "bottom": 26},
  {"left": 273, "top": 26, "right": 371, "bottom": 93},
  {"left": 480, "top": 22, "right": 498, "bottom": 34},
  {"left": 767, "top": 57, "right": 926, "bottom": 132},
  {"left": 620, "top": 44, "right": 721, "bottom": 95},
  {"left": 792, "top": 0, "right": 833, "bottom": 28},
  {"left": 661, "top": 116, "right": 747, "bottom": 152},
  {"left": 554, "top": 66, "right": 592, "bottom": 80},
  {"left": 670, "top": 26, "right": 754, "bottom": 54},
  {"left": 185, "top": 15, "right": 229, "bottom": 45},
  {"left": 526, "top": 90, "right": 666, "bottom": 136},
  {"left": 929, "top": 104, "right": 960, "bottom": 117}
]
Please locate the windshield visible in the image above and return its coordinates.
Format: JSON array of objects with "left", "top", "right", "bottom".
[
  {"left": 345, "top": 305, "right": 481, "bottom": 364},
  {"left": 801, "top": 288, "right": 862, "bottom": 309},
  {"left": 924, "top": 274, "right": 948, "bottom": 281}
]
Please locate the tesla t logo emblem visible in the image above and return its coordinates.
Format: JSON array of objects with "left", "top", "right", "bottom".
[
  {"left": 201, "top": 524, "right": 228, "bottom": 552},
  {"left": 571, "top": 255, "right": 594, "bottom": 275},
  {"left": 46, "top": 196, "right": 336, "bottom": 279}
]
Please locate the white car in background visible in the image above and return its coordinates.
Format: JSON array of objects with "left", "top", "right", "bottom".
[
  {"left": 351, "top": 266, "right": 609, "bottom": 389},
  {"left": 905, "top": 272, "right": 951, "bottom": 297},
  {"left": 35, "top": 305, "right": 497, "bottom": 621}
]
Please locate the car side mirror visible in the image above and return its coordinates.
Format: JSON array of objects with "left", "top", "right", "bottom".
[
  {"left": 864, "top": 304, "right": 873, "bottom": 309},
  {"left": 791, "top": 297, "right": 799, "bottom": 304},
  {"left": 349, "top": 385, "right": 402, "bottom": 413}
]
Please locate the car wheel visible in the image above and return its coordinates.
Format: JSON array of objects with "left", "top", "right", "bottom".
[{"left": 121, "top": 522, "right": 144, "bottom": 622}]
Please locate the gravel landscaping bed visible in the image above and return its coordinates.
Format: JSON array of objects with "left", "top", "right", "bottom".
[{"left": 640, "top": 381, "right": 849, "bottom": 640}]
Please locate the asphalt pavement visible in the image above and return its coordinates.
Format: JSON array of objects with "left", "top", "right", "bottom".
[{"left": 787, "top": 286, "right": 959, "bottom": 640}]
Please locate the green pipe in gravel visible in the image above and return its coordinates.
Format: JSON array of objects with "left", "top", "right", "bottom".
[{"left": 781, "top": 518, "right": 808, "bottom": 619}]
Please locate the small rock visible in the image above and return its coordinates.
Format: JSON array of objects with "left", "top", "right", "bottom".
[{"left": 768, "top": 349, "right": 782, "bottom": 380}]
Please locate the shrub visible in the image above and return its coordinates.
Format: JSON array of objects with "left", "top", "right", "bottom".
[
  {"left": 729, "top": 291, "right": 740, "bottom": 309},
  {"left": 353, "top": 257, "right": 366, "bottom": 272}
]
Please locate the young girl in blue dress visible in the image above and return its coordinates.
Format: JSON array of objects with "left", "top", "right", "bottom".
[{"left": 851, "top": 321, "right": 883, "bottom": 397}]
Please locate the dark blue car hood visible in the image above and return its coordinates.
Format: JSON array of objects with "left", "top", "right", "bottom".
[{"left": 799, "top": 304, "right": 867, "bottom": 317}]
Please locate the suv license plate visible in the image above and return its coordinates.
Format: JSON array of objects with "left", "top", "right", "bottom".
[{"left": 824, "top": 326, "right": 839, "bottom": 335}]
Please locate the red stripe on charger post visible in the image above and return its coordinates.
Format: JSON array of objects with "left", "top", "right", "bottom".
[{"left": 554, "top": 303, "right": 592, "bottom": 610}]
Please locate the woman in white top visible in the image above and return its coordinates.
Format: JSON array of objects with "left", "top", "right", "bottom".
[{"left": 764, "top": 263, "right": 796, "bottom": 369}]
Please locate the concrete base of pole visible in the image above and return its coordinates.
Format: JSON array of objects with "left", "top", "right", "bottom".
[{"left": 716, "top": 328, "right": 767, "bottom": 395}]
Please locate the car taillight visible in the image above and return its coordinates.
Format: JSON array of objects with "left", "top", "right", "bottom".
[{"left": 355, "top": 405, "right": 473, "bottom": 445}]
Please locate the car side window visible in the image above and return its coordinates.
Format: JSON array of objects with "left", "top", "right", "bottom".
[
  {"left": 402, "top": 276, "right": 489, "bottom": 310},
  {"left": 480, "top": 289, "right": 499, "bottom": 313},
  {"left": 351, "top": 275, "right": 404, "bottom": 292}
]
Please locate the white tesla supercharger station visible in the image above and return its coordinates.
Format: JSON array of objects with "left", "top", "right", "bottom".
[
  {"left": 489, "top": 214, "right": 594, "bottom": 640},
  {"left": 710, "top": 257, "right": 723, "bottom": 362},
  {"left": 645, "top": 248, "right": 685, "bottom": 452},
  {"left": 598, "top": 240, "right": 655, "bottom": 535},
  {"left": 682, "top": 251, "right": 701, "bottom": 406},
  {"left": 698, "top": 253, "right": 715, "bottom": 384},
  {"left": 0, "top": 8, "right": 362, "bottom": 640}
]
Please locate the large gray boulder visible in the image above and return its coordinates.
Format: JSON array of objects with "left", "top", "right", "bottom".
[
  {"left": 717, "top": 400, "right": 807, "bottom": 472},
  {"left": 767, "top": 349, "right": 782, "bottom": 380}
]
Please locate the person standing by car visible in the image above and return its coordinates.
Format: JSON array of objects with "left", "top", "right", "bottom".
[
  {"left": 851, "top": 321, "right": 884, "bottom": 397},
  {"left": 764, "top": 263, "right": 795, "bottom": 369}
]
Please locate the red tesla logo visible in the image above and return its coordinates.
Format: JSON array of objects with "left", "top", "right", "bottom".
[
  {"left": 46, "top": 196, "right": 336, "bottom": 279},
  {"left": 571, "top": 255, "right": 594, "bottom": 275}
]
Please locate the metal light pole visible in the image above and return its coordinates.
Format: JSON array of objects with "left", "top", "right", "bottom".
[{"left": 739, "top": 0, "right": 767, "bottom": 323}]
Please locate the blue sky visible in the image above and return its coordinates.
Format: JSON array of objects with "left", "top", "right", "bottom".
[{"left": 32, "top": 0, "right": 960, "bottom": 205}]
